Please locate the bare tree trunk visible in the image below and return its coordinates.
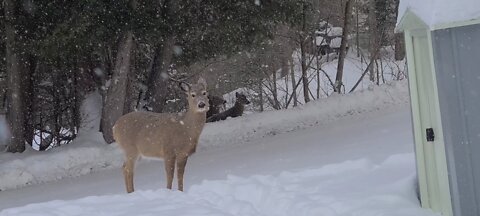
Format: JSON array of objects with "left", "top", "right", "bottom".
[
  {"left": 355, "top": 0, "right": 360, "bottom": 58},
  {"left": 271, "top": 65, "right": 281, "bottom": 110},
  {"left": 101, "top": 31, "right": 134, "bottom": 144},
  {"left": 316, "top": 54, "right": 321, "bottom": 99},
  {"left": 280, "top": 53, "right": 289, "bottom": 77},
  {"left": 146, "top": 36, "right": 174, "bottom": 113},
  {"left": 380, "top": 58, "right": 385, "bottom": 84},
  {"left": 4, "top": 0, "right": 27, "bottom": 153},
  {"left": 72, "top": 60, "right": 81, "bottom": 135},
  {"left": 284, "top": 70, "right": 289, "bottom": 107},
  {"left": 393, "top": 0, "right": 404, "bottom": 60},
  {"left": 334, "top": 0, "right": 353, "bottom": 93},
  {"left": 258, "top": 77, "right": 264, "bottom": 112},
  {"left": 368, "top": 0, "right": 378, "bottom": 82},
  {"left": 300, "top": 2, "right": 310, "bottom": 103},
  {"left": 53, "top": 69, "right": 61, "bottom": 147},
  {"left": 24, "top": 55, "right": 36, "bottom": 147},
  {"left": 376, "top": 59, "right": 380, "bottom": 85},
  {"left": 349, "top": 48, "right": 380, "bottom": 93},
  {"left": 100, "top": 0, "right": 138, "bottom": 143},
  {"left": 394, "top": 33, "right": 405, "bottom": 60},
  {"left": 123, "top": 43, "right": 137, "bottom": 114},
  {"left": 300, "top": 41, "right": 310, "bottom": 103},
  {"left": 144, "top": 0, "right": 178, "bottom": 113},
  {"left": 289, "top": 59, "right": 298, "bottom": 107}
]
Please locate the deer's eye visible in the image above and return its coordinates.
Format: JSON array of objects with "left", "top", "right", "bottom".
[
  {"left": 191, "top": 94, "right": 196, "bottom": 98},
  {"left": 202, "top": 91, "right": 207, "bottom": 95}
]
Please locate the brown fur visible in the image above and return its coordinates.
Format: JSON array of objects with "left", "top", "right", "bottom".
[
  {"left": 113, "top": 77, "right": 209, "bottom": 193},
  {"left": 206, "top": 95, "right": 226, "bottom": 119},
  {"left": 206, "top": 92, "right": 250, "bottom": 122}
]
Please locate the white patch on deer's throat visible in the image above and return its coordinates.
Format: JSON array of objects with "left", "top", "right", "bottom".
[{"left": 180, "top": 121, "right": 184, "bottom": 125}]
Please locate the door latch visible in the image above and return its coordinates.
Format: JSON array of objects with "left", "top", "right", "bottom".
[{"left": 426, "top": 128, "right": 434, "bottom": 142}]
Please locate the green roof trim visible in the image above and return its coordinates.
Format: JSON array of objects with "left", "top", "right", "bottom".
[
  {"left": 433, "top": 17, "right": 480, "bottom": 30},
  {"left": 395, "top": 9, "right": 429, "bottom": 33}
]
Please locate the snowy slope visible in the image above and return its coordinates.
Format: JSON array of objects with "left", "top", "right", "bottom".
[
  {"left": 0, "top": 106, "right": 437, "bottom": 215},
  {"left": 0, "top": 80, "right": 409, "bottom": 191},
  {"left": 224, "top": 49, "right": 405, "bottom": 111},
  {"left": 0, "top": 78, "right": 436, "bottom": 216}
]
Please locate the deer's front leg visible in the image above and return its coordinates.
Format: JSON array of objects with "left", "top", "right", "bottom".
[
  {"left": 123, "top": 157, "right": 136, "bottom": 193},
  {"left": 164, "top": 155, "right": 176, "bottom": 190},
  {"left": 176, "top": 155, "right": 189, "bottom": 191}
]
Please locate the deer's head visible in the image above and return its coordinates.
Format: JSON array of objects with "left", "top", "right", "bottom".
[
  {"left": 208, "top": 95, "right": 227, "bottom": 107},
  {"left": 180, "top": 77, "right": 209, "bottom": 113},
  {"left": 235, "top": 92, "right": 251, "bottom": 105}
]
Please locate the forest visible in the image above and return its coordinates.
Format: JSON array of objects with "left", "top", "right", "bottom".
[{"left": 0, "top": 0, "right": 404, "bottom": 153}]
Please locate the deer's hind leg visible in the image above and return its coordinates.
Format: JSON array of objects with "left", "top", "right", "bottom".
[
  {"left": 123, "top": 152, "right": 139, "bottom": 193},
  {"left": 164, "top": 154, "right": 176, "bottom": 190}
]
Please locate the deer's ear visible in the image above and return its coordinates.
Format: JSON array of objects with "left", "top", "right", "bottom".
[
  {"left": 179, "top": 82, "right": 190, "bottom": 92},
  {"left": 197, "top": 77, "right": 207, "bottom": 89}
]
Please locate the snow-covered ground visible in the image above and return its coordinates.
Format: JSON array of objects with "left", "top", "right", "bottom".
[
  {"left": 1, "top": 154, "right": 436, "bottom": 216},
  {"left": 0, "top": 80, "right": 409, "bottom": 192},
  {"left": 0, "top": 79, "right": 439, "bottom": 215}
]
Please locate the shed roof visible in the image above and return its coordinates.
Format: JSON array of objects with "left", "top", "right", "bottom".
[{"left": 397, "top": 0, "right": 480, "bottom": 30}]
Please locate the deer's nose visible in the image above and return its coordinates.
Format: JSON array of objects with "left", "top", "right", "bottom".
[{"left": 198, "top": 102, "right": 206, "bottom": 108}]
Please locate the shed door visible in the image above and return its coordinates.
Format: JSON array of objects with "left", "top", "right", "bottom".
[
  {"left": 408, "top": 30, "right": 452, "bottom": 215},
  {"left": 432, "top": 23, "right": 480, "bottom": 216}
]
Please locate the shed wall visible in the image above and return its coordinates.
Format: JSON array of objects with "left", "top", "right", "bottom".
[{"left": 432, "top": 23, "right": 480, "bottom": 216}]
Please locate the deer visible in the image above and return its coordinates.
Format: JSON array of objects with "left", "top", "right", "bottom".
[
  {"left": 113, "top": 77, "right": 209, "bottom": 193},
  {"left": 206, "top": 92, "right": 250, "bottom": 122},
  {"left": 206, "top": 95, "right": 226, "bottom": 119}
]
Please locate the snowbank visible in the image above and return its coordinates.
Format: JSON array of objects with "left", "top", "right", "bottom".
[
  {"left": 0, "top": 153, "right": 438, "bottom": 216},
  {"left": 246, "top": 49, "right": 406, "bottom": 111},
  {"left": 0, "top": 80, "right": 410, "bottom": 191},
  {"left": 0, "top": 91, "right": 124, "bottom": 191},
  {"left": 202, "top": 80, "right": 409, "bottom": 150}
]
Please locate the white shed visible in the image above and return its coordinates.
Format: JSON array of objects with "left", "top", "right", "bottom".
[{"left": 396, "top": 1, "right": 480, "bottom": 216}]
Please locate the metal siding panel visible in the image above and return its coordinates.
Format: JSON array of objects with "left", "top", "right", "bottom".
[
  {"left": 432, "top": 24, "right": 480, "bottom": 216},
  {"left": 454, "top": 25, "right": 480, "bottom": 214},
  {"left": 432, "top": 29, "right": 466, "bottom": 216}
]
